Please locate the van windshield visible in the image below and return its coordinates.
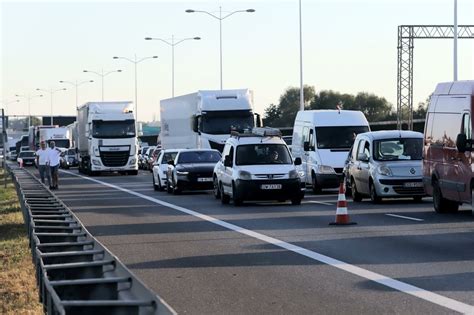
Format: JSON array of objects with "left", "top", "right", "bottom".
[
  {"left": 316, "top": 126, "right": 369, "bottom": 149},
  {"left": 373, "top": 138, "right": 423, "bottom": 161},
  {"left": 236, "top": 144, "right": 292, "bottom": 165}
]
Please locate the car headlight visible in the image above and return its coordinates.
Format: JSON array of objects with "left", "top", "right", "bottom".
[
  {"left": 238, "top": 170, "right": 252, "bottom": 180},
  {"left": 377, "top": 165, "right": 392, "bottom": 176},
  {"left": 319, "top": 165, "right": 335, "bottom": 174},
  {"left": 176, "top": 170, "right": 189, "bottom": 175},
  {"left": 129, "top": 158, "right": 136, "bottom": 165},
  {"left": 92, "top": 159, "right": 101, "bottom": 166},
  {"left": 289, "top": 170, "right": 299, "bottom": 179},
  {"left": 298, "top": 171, "right": 305, "bottom": 178}
]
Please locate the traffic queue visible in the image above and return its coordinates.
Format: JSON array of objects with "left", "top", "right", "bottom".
[{"left": 149, "top": 80, "right": 474, "bottom": 216}]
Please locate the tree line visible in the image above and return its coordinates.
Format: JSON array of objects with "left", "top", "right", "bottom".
[{"left": 263, "top": 85, "right": 428, "bottom": 127}]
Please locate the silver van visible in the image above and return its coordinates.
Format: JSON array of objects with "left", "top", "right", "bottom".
[{"left": 345, "top": 130, "right": 425, "bottom": 203}]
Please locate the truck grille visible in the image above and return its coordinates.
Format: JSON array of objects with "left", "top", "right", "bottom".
[{"left": 100, "top": 151, "right": 129, "bottom": 167}]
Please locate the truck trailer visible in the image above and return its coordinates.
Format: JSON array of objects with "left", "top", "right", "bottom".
[
  {"left": 160, "top": 89, "right": 260, "bottom": 152},
  {"left": 77, "top": 101, "right": 139, "bottom": 175}
]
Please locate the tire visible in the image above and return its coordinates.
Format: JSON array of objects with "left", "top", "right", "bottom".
[
  {"left": 432, "top": 180, "right": 459, "bottom": 213},
  {"left": 370, "top": 181, "right": 382, "bottom": 204},
  {"left": 213, "top": 177, "right": 221, "bottom": 199},
  {"left": 221, "top": 183, "right": 230, "bottom": 205},
  {"left": 232, "top": 183, "right": 243, "bottom": 206},
  {"left": 291, "top": 198, "right": 302, "bottom": 205},
  {"left": 312, "top": 175, "right": 322, "bottom": 194},
  {"left": 351, "top": 178, "right": 363, "bottom": 202}
]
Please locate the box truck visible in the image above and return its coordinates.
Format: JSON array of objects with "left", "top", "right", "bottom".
[
  {"left": 77, "top": 102, "right": 139, "bottom": 175},
  {"left": 160, "top": 89, "right": 260, "bottom": 152}
]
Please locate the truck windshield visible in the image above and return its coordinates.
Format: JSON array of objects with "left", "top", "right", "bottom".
[
  {"left": 48, "top": 139, "right": 70, "bottom": 149},
  {"left": 316, "top": 126, "right": 369, "bottom": 149},
  {"left": 177, "top": 151, "right": 221, "bottom": 164},
  {"left": 200, "top": 110, "right": 254, "bottom": 135},
  {"left": 92, "top": 120, "right": 135, "bottom": 138},
  {"left": 236, "top": 144, "right": 292, "bottom": 165},
  {"left": 373, "top": 138, "right": 423, "bottom": 161}
]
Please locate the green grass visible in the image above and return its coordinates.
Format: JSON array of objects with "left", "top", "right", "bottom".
[{"left": 0, "top": 171, "right": 42, "bottom": 315}]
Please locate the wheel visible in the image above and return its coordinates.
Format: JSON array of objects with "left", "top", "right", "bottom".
[
  {"left": 312, "top": 175, "right": 322, "bottom": 194},
  {"left": 432, "top": 180, "right": 458, "bottom": 213},
  {"left": 351, "top": 178, "right": 363, "bottom": 202},
  {"left": 370, "top": 181, "right": 382, "bottom": 204},
  {"left": 291, "top": 198, "right": 302, "bottom": 205},
  {"left": 232, "top": 183, "right": 243, "bottom": 206},
  {"left": 221, "top": 183, "right": 230, "bottom": 204},
  {"left": 213, "top": 177, "right": 221, "bottom": 199},
  {"left": 413, "top": 196, "right": 423, "bottom": 203},
  {"left": 153, "top": 176, "right": 159, "bottom": 191}
]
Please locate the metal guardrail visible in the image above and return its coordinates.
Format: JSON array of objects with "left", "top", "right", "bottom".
[{"left": 8, "top": 164, "right": 176, "bottom": 315}]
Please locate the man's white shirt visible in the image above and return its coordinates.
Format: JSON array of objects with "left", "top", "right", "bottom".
[
  {"left": 36, "top": 149, "right": 49, "bottom": 165},
  {"left": 47, "top": 147, "right": 61, "bottom": 166}
]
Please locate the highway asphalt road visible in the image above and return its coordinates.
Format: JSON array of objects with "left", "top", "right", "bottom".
[{"left": 27, "top": 167, "right": 474, "bottom": 314}]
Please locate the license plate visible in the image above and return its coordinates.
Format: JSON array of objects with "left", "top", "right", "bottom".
[
  {"left": 404, "top": 182, "right": 424, "bottom": 188},
  {"left": 261, "top": 184, "right": 282, "bottom": 190},
  {"left": 197, "top": 177, "right": 213, "bottom": 182}
]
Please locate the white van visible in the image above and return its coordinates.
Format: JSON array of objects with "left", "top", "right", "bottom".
[{"left": 292, "top": 110, "right": 370, "bottom": 192}]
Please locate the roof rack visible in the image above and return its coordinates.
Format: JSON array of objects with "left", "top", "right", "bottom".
[{"left": 230, "top": 127, "right": 282, "bottom": 139}]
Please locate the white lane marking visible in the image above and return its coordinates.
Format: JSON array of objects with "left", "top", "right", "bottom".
[
  {"left": 61, "top": 170, "right": 473, "bottom": 314},
  {"left": 306, "top": 200, "right": 334, "bottom": 206},
  {"left": 386, "top": 214, "right": 424, "bottom": 222}
]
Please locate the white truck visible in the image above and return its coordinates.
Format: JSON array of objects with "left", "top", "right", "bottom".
[
  {"left": 77, "top": 101, "right": 139, "bottom": 175},
  {"left": 160, "top": 89, "right": 260, "bottom": 152}
]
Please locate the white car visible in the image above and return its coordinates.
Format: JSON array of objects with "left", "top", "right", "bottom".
[
  {"left": 152, "top": 149, "right": 180, "bottom": 191},
  {"left": 213, "top": 127, "right": 305, "bottom": 206}
]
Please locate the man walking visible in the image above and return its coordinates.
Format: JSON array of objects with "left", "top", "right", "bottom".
[
  {"left": 47, "top": 141, "right": 62, "bottom": 190},
  {"left": 36, "top": 141, "right": 51, "bottom": 186}
]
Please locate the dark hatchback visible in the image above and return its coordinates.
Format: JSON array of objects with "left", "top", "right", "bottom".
[
  {"left": 18, "top": 151, "right": 36, "bottom": 166},
  {"left": 166, "top": 149, "right": 221, "bottom": 194}
]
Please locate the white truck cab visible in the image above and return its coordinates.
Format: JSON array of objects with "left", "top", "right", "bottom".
[
  {"left": 292, "top": 110, "right": 370, "bottom": 193},
  {"left": 213, "top": 127, "right": 305, "bottom": 206}
]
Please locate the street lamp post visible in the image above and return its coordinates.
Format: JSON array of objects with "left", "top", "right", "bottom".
[
  {"left": 299, "top": 0, "right": 304, "bottom": 111},
  {"left": 1, "top": 99, "right": 20, "bottom": 116},
  {"left": 59, "top": 80, "right": 94, "bottom": 109},
  {"left": 83, "top": 69, "right": 122, "bottom": 101},
  {"left": 185, "top": 7, "right": 255, "bottom": 90},
  {"left": 36, "top": 88, "right": 67, "bottom": 126},
  {"left": 145, "top": 36, "right": 200, "bottom": 97},
  {"left": 15, "top": 94, "right": 43, "bottom": 128},
  {"left": 113, "top": 55, "right": 158, "bottom": 119}
]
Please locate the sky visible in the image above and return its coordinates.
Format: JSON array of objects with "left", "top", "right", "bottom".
[{"left": 1, "top": 0, "right": 473, "bottom": 122}]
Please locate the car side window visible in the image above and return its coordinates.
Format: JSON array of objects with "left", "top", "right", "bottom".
[
  {"left": 302, "top": 127, "right": 309, "bottom": 147},
  {"left": 462, "top": 113, "right": 471, "bottom": 139},
  {"left": 229, "top": 147, "right": 234, "bottom": 165},
  {"left": 356, "top": 140, "right": 365, "bottom": 160},
  {"left": 364, "top": 141, "right": 370, "bottom": 158},
  {"left": 309, "top": 129, "right": 315, "bottom": 150}
]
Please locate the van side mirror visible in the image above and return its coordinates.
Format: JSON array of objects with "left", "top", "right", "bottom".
[
  {"left": 191, "top": 115, "right": 199, "bottom": 133},
  {"left": 224, "top": 155, "right": 232, "bottom": 167},
  {"left": 357, "top": 153, "right": 369, "bottom": 162},
  {"left": 456, "top": 133, "right": 469, "bottom": 153},
  {"left": 254, "top": 113, "right": 262, "bottom": 127},
  {"left": 303, "top": 141, "right": 310, "bottom": 151},
  {"left": 294, "top": 157, "right": 302, "bottom": 165}
]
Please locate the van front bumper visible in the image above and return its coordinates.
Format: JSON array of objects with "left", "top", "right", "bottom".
[{"left": 315, "top": 173, "right": 342, "bottom": 189}]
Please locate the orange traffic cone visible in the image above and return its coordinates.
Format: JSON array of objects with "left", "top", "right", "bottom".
[{"left": 329, "top": 182, "right": 357, "bottom": 225}]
